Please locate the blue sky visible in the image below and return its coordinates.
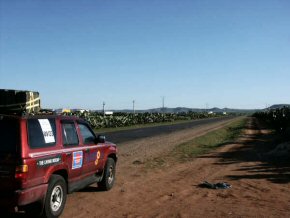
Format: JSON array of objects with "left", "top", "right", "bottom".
[{"left": 0, "top": 0, "right": 289, "bottom": 110}]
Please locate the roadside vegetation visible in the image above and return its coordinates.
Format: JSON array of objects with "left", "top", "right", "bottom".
[
  {"left": 95, "top": 119, "right": 204, "bottom": 133},
  {"left": 253, "top": 107, "right": 290, "bottom": 141},
  {"left": 63, "top": 111, "right": 230, "bottom": 130}
]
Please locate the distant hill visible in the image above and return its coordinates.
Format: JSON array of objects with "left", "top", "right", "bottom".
[
  {"left": 57, "top": 104, "right": 289, "bottom": 114},
  {"left": 110, "top": 107, "right": 259, "bottom": 114}
]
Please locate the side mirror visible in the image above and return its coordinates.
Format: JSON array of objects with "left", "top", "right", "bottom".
[{"left": 96, "top": 135, "right": 106, "bottom": 143}]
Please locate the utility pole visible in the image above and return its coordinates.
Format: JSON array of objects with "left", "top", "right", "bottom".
[
  {"left": 132, "top": 100, "right": 135, "bottom": 114},
  {"left": 162, "top": 96, "right": 165, "bottom": 113},
  {"left": 102, "top": 101, "right": 105, "bottom": 116},
  {"left": 265, "top": 103, "right": 269, "bottom": 111},
  {"left": 160, "top": 96, "right": 165, "bottom": 122}
]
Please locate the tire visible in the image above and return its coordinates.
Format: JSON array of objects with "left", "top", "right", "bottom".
[
  {"left": 98, "top": 158, "right": 116, "bottom": 191},
  {"left": 43, "top": 175, "right": 67, "bottom": 218}
]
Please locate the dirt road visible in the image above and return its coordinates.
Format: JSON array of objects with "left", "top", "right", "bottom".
[{"left": 62, "top": 117, "right": 290, "bottom": 218}]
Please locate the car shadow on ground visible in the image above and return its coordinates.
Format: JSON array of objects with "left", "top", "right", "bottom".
[
  {"left": 77, "top": 185, "right": 104, "bottom": 193},
  {"left": 0, "top": 209, "right": 36, "bottom": 218},
  {"left": 198, "top": 117, "right": 290, "bottom": 184}
]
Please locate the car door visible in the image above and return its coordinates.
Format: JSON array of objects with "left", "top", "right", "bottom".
[
  {"left": 61, "top": 120, "right": 83, "bottom": 182},
  {"left": 77, "top": 121, "right": 105, "bottom": 176}
]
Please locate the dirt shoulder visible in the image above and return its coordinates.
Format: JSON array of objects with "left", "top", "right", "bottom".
[{"left": 62, "top": 117, "right": 290, "bottom": 218}]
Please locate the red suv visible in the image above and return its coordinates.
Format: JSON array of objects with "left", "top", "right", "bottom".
[{"left": 0, "top": 114, "right": 117, "bottom": 217}]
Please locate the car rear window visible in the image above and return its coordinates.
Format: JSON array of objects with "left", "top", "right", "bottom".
[
  {"left": 0, "top": 116, "right": 20, "bottom": 153},
  {"left": 28, "top": 118, "right": 57, "bottom": 148}
]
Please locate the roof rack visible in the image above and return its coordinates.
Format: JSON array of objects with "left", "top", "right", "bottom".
[{"left": 0, "top": 89, "right": 41, "bottom": 115}]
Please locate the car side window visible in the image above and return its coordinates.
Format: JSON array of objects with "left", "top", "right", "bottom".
[
  {"left": 78, "top": 123, "right": 96, "bottom": 145},
  {"left": 61, "top": 122, "right": 79, "bottom": 146}
]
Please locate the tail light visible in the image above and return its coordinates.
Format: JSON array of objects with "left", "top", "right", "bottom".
[{"left": 15, "top": 164, "right": 28, "bottom": 180}]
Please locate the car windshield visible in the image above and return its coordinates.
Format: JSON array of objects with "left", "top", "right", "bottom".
[{"left": 0, "top": 116, "right": 20, "bottom": 153}]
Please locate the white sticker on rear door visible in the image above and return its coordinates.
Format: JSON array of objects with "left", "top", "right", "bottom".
[{"left": 38, "top": 119, "right": 55, "bottom": 143}]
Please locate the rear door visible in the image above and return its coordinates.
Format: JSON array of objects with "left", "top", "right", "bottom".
[
  {"left": 0, "top": 115, "right": 21, "bottom": 193},
  {"left": 77, "top": 121, "right": 105, "bottom": 176}
]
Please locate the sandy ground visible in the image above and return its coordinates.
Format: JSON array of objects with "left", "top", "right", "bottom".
[{"left": 61, "top": 117, "right": 290, "bottom": 218}]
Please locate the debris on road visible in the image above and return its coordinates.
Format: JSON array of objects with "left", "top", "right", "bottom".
[{"left": 199, "top": 181, "right": 232, "bottom": 189}]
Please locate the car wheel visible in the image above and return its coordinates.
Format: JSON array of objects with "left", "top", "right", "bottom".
[
  {"left": 43, "top": 175, "right": 67, "bottom": 218},
  {"left": 98, "top": 158, "right": 116, "bottom": 191}
]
